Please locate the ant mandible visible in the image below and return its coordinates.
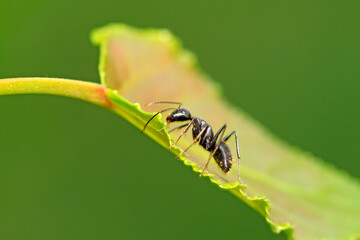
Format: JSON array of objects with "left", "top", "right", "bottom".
[{"left": 142, "top": 101, "right": 244, "bottom": 185}]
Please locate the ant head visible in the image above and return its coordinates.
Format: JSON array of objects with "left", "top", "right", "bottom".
[{"left": 166, "top": 108, "right": 192, "bottom": 124}]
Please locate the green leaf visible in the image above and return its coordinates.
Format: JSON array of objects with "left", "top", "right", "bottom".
[{"left": 91, "top": 24, "right": 360, "bottom": 240}]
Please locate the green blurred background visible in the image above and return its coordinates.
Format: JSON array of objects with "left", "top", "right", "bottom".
[{"left": 0, "top": 1, "right": 359, "bottom": 239}]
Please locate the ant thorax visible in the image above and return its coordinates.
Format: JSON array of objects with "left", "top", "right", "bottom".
[{"left": 192, "top": 118, "right": 215, "bottom": 150}]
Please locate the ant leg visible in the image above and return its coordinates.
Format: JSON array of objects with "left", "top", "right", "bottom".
[
  {"left": 168, "top": 123, "right": 189, "bottom": 133},
  {"left": 176, "top": 127, "right": 207, "bottom": 159},
  {"left": 220, "top": 131, "right": 244, "bottom": 185},
  {"left": 221, "top": 131, "right": 239, "bottom": 158},
  {"left": 156, "top": 126, "right": 166, "bottom": 132},
  {"left": 169, "top": 118, "right": 195, "bottom": 149},
  {"left": 211, "top": 123, "right": 228, "bottom": 146},
  {"left": 199, "top": 153, "right": 213, "bottom": 178},
  {"left": 199, "top": 124, "right": 227, "bottom": 178},
  {"left": 176, "top": 142, "right": 195, "bottom": 160},
  {"left": 142, "top": 107, "right": 178, "bottom": 132}
]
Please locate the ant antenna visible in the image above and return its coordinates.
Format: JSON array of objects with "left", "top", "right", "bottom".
[
  {"left": 146, "top": 101, "right": 182, "bottom": 108},
  {"left": 142, "top": 107, "right": 177, "bottom": 133}
]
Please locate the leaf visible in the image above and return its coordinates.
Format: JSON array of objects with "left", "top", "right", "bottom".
[{"left": 91, "top": 24, "right": 360, "bottom": 240}]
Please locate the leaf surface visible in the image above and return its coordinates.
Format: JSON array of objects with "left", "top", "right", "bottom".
[{"left": 91, "top": 24, "right": 360, "bottom": 240}]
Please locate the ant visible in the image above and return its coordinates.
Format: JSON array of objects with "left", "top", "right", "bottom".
[{"left": 142, "top": 101, "right": 244, "bottom": 185}]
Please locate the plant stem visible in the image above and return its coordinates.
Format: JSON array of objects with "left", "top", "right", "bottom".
[{"left": 0, "top": 77, "right": 113, "bottom": 108}]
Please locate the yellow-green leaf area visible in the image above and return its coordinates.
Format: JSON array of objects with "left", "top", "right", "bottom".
[{"left": 92, "top": 24, "right": 360, "bottom": 240}]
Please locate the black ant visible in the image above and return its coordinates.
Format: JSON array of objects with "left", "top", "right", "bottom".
[{"left": 142, "top": 101, "right": 244, "bottom": 185}]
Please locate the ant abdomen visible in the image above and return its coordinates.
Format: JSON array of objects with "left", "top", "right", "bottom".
[{"left": 213, "top": 142, "right": 233, "bottom": 173}]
